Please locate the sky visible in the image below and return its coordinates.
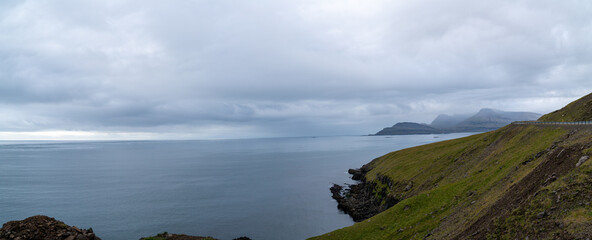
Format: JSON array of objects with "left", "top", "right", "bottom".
[{"left": 0, "top": 0, "right": 591, "bottom": 140}]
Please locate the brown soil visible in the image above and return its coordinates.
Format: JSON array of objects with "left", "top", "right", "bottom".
[
  {"left": 0, "top": 215, "right": 100, "bottom": 240},
  {"left": 452, "top": 131, "right": 586, "bottom": 239}
]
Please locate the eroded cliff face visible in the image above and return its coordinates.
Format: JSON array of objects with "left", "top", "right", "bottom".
[{"left": 331, "top": 169, "right": 398, "bottom": 222}]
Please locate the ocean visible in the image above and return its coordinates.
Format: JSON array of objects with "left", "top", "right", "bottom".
[{"left": 0, "top": 133, "right": 474, "bottom": 240}]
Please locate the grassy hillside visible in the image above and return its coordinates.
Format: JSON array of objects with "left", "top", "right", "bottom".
[
  {"left": 488, "top": 145, "right": 592, "bottom": 239},
  {"left": 311, "top": 93, "right": 592, "bottom": 240},
  {"left": 539, "top": 93, "right": 592, "bottom": 122}
]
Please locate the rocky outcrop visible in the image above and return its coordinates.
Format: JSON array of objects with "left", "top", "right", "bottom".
[
  {"left": 347, "top": 164, "right": 372, "bottom": 181},
  {"left": 0, "top": 215, "right": 100, "bottom": 240},
  {"left": 331, "top": 166, "right": 398, "bottom": 222}
]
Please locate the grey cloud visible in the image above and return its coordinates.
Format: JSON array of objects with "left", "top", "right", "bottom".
[{"left": 0, "top": 0, "right": 591, "bottom": 138}]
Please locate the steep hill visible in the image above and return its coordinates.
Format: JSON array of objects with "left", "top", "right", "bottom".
[
  {"left": 375, "top": 122, "right": 442, "bottom": 135},
  {"left": 539, "top": 93, "right": 592, "bottom": 122},
  {"left": 312, "top": 93, "right": 592, "bottom": 240}
]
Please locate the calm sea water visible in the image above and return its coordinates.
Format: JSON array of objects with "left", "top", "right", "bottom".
[{"left": 0, "top": 133, "right": 473, "bottom": 240}]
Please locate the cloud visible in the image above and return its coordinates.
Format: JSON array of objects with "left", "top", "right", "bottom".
[{"left": 0, "top": 0, "right": 591, "bottom": 139}]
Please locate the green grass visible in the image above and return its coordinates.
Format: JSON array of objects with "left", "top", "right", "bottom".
[
  {"left": 538, "top": 92, "right": 592, "bottom": 122},
  {"left": 488, "top": 155, "right": 592, "bottom": 239},
  {"left": 310, "top": 125, "right": 567, "bottom": 240}
]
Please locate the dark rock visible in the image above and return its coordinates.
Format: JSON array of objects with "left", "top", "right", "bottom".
[
  {"left": 521, "top": 152, "right": 546, "bottom": 165},
  {"left": 330, "top": 184, "right": 344, "bottom": 200},
  {"left": 0, "top": 216, "right": 101, "bottom": 240},
  {"left": 348, "top": 164, "right": 372, "bottom": 181},
  {"left": 330, "top": 173, "right": 398, "bottom": 222},
  {"left": 76, "top": 234, "right": 89, "bottom": 240},
  {"left": 348, "top": 169, "right": 364, "bottom": 180}
]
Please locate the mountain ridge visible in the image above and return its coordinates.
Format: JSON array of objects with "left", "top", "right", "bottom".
[{"left": 375, "top": 108, "right": 541, "bottom": 135}]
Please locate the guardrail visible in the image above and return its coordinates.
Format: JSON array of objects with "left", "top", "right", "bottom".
[{"left": 512, "top": 121, "right": 592, "bottom": 125}]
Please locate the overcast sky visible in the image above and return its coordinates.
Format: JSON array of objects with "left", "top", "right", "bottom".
[{"left": 1, "top": 0, "right": 591, "bottom": 140}]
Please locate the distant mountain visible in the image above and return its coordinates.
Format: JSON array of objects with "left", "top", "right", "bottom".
[
  {"left": 430, "top": 113, "right": 471, "bottom": 129},
  {"left": 375, "top": 122, "right": 442, "bottom": 135},
  {"left": 374, "top": 108, "right": 541, "bottom": 135},
  {"left": 452, "top": 108, "right": 542, "bottom": 132}
]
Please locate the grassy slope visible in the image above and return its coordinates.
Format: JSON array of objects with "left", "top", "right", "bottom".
[
  {"left": 311, "top": 92, "right": 592, "bottom": 240},
  {"left": 488, "top": 130, "right": 592, "bottom": 239},
  {"left": 539, "top": 93, "right": 592, "bottom": 122},
  {"left": 488, "top": 160, "right": 592, "bottom": 239},
  {"left": 310, "top": 125, "right": 568, "bottom": 240}
]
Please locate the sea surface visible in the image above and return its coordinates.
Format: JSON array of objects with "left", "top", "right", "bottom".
[{"left": 0, "top": 133, "right": 474, "bottom": 240}]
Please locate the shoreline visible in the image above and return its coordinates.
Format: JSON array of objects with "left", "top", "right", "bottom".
[
  {"left": 330, "top": 164, "right": 398, "bottom": 222},
  {"left": 0, "top": 216, "right": 251, "bottom": 240}
]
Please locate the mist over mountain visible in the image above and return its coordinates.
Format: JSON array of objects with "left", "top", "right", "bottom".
[
  {"left": 375, "top": 108, "right": 541, "bottom": 135},
  {"left": 452, "top": 108, "right": 541, "bottom": 132},
  {"left": 430, "top": 114, "right": 471, "bottom": 129}
]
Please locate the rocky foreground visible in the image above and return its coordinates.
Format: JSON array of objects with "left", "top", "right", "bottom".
[
  {"left": 0, "top": 215, "right": 100, "bottom": 240},
  {"left": 0, "top": 216, "right": 251, "bottom": 240}
]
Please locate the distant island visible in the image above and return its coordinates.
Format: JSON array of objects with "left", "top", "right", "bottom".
[{"left": 375, "top": 108, "right": 541, "bottom": 135}]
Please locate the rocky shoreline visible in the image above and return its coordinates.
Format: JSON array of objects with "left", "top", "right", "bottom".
[
  {"left": 330, "top": 164, "right": 398, "bottom": 222},
  {"left": 0, "top": 215, "right": 100, "bottom": 240},
  {"left": 0, "top": 216, "right": 251, "bottom": 240}
]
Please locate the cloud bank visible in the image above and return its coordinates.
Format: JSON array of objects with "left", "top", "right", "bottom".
[{"left": 1, "top": 0, "right": 591, "bottom": 139}]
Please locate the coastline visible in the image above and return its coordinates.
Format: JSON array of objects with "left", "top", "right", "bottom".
[{"left": 0, "top": 216, "right": 251, "bottom": 240}]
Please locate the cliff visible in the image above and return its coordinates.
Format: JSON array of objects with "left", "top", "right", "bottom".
[{"left": 313, "top": 93, "right": 592, "bottom": 239}]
